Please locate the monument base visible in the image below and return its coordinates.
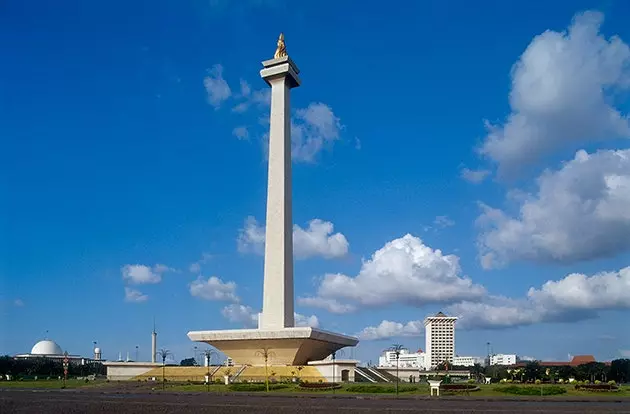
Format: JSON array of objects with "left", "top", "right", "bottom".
[{"left": 187, "top": 327, "right": 358, "bottom": 366}]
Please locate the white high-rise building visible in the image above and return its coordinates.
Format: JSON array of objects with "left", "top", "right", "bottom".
[{"left": 424, "top": 311, "right": 457, "bottom": 370}]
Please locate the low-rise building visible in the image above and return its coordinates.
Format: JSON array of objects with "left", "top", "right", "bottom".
[
  {"left": 490, "top": 354, "right": 517, "bottom": 366},
  {"left": 453, "top": 356, "right": 485, "bottom": 367}
]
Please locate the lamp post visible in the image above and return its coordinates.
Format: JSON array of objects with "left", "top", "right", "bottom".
[
  {"left": 389, "top": 344, "right": 403, "bottom": 397},
  {"left": 135, "top": 345, "right": 139, "bottom": 362},
  {"left": 332, "top": 352, "right": 336, "bottom": 394},
  {"left": 203, "top": 349, "right": 217, "bottom": 392},
  {"left": 93, "top": 341, "right": 97, "bottom": 377}
]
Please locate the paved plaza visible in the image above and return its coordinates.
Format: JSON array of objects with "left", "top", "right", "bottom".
[{"left": 2, "top": 389, "right": 630, "bottom": 413}]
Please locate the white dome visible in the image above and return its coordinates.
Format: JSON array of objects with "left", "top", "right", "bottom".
[
  {"left": 31, "top": 340, "right": 63, "bottom": 355},
  {"left": 94, "top": 347, "right": 101, "bottom": 353}
]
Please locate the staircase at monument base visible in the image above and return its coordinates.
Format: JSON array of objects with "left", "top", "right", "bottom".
[
  {"left": 354, "top": 367, "right": 381, "bottom": 383},
  {"left": 373, "top": 368, "right": 398, "bottom": 382}
]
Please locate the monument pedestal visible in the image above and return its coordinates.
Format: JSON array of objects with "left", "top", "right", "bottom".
[{"left": 188, "top": 327, "right": 357, "bottom": 366}]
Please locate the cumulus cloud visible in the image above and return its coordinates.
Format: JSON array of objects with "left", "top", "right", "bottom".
[
  {"left": 448, "top": 266, "right": 630, "bottom": 329},
  {"left": 479, "top": 11, "right": 630, "bottom": 176},
  {"left": 296, "top": 297, "right": 356, "bottom": 314},
  {"left": 357, "top": 320, "right": 424, "bottom": 340},
  {"left": 13, "top": 299, "right": 24, "bottom": 307},
  {"left": 237, "top": 217, "right": 349, "bottom": 259},
  {"left": 461, "top": 168, "right": 490, "bottom": 184},
  {"left": 294, "top": 313, "right": 320, "bottom": 328},
  {"left": 299, "top": 234, "right": 485, "bottom": 313},
  {"left": 121, "top": 264, "right": 173, "bottom": 285},
  {"left": 204, "top": 64, "right": 231, "bottom": 108},
  {"left": 220, "top": 303, "right": 319, "bottom": 329},
  {"left": 478, "top": 148, "right": 630, "bottom": 267},
  {"left": 291, "top": 103, "right": 343, "bottom": 162},
  {"left": 221, "top": 304, "right": 258, "bottom": 328},
  {"left": 124, "top": 287, "right": 148, "bottom": 303},
  {"left": 189, "top": 276, "right": 239, "bottom": 302}
]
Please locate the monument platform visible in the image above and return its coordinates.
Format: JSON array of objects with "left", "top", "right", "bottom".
[{"left": 187, "top": 327, "right": 358, "bottom": 366}]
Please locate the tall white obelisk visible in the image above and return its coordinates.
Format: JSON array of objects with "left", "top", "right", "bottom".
[{"left": 258, "top": 34, "right": 301, "bottom": 330}]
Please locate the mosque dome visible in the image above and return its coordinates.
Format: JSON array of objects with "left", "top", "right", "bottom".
[{"left": 31, "top": 340, "right": 63, "bottom": 355}]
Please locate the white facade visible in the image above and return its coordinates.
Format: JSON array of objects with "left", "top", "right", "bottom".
[
  {"left": 424, "top": 312, "right": 457, "bottom": 370},
  {"left": 378, "top": 349, "right": 426, "bottom": 369},
  {"left": 452, "top": 356, "right": 484, "bottom": 367},
  {"left": 490, "top": 354, "right": 517, "bottom": 366}
]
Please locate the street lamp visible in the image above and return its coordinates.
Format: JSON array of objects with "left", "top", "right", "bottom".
[
  {"left": 389, "top": 344, "right": 404, "bottom": 397},
  {"left": 202, "top": 349, "right": 218, "bottom": 392},
  {"left": 135, "top": 345, "right": 139, "bottom": 362}
]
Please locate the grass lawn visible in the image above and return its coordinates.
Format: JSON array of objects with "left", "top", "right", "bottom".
[
  {"left": 162, "top": 382, "right": 630, "bottom": 398},
  {"left": 0, "top": 379, "right": 107, "bottom": 389}
]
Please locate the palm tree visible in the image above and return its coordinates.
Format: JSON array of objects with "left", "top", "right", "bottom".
[
  {"left": 255, "top": 347, "right": 275, "bottom": 392},
  {"left": 202, "top": 349, "right": 218, "bottom": 391},
  {"left": 389, "top": 344, "right": 404, "bottom": 396},
  {"left": 157, "top": 348, "right": 171, "bottom": 390}
]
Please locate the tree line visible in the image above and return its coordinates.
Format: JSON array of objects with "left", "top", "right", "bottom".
[
  {"left": 466, "top": 359, "right": 630, "bottom": 383},
  {"left": 0, "top": 356, "right": 106, "bottom": 378}
]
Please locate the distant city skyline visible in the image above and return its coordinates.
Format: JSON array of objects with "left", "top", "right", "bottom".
[{"left": 2, "top": 0, "right": 630, "bottom": 364}]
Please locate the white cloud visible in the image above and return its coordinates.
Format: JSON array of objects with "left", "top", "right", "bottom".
[
  {"left": 237, "top": 216, "right": 266, "bottom": 255},
  {"left": 294, "top": 313, "right": 320, "bottom": 328},
  {"left": 479, "top": 11, "right": 630, "bottom": 176},
  {"left": 291, "top": 103, "right": 343, "bottom": 162},
  {"left": 232, "top": 126, "right": 249, "bottom": 140},
  {"left": 237, "top": 216, "right": 349, "bottom": 259},
  {"left": 299, "top": 234, "right": 485, "bottom": 313},
  {"left": 221, "top": 304, "right": 258, "bottom": 328},
  {"left": 478, "top": 148, "right": 630, "bottom": 267},
  {"left": 296, "top": 297, "right": 356, "bottom": 314},
  {"left": 461, "top": 168, "right": 490, "bottom": 184},
  {"left": 189, "top": 253, "right": 213, "bottom": 274},
  {"left": 13, "top": 299, "right": 24, "bottom": 307},
  {"left": 239, "top": 79, "right": 251, "bottom": 97},
  {"left": 433, "top": 215, "right": 455, "bottom": 228},
  {"left": 189, "top": 276, "right": 239, "bottom": 302},
  {"left": 448, "top": 266, "right": 630, "bottom": 329},
  {"left": 204, "top": 64, "right": 231, "bottom": 109},
  {"left": 357, "top": 320, "right": 424, "bottom": 340},
  {"left": 124, "top": 287, "right": 148, "bottom": 303},
  {"left": 220, "top": 304, "right": 319, "bottom": 329},
  {"left": 121, "top": 264, "right": 172, "bottom": 285}
]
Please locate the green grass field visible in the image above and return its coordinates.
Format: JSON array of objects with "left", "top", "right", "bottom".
[
  {"left": 2, "top": 379, "right": 628, "bottom": 398},
  {"left": 0, "top": 379, "right": 107, "bottom": 389}
]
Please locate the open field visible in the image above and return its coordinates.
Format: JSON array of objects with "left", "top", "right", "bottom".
[
  {"left": 2, "top": 380, "right": 630, "bottom": 398},
  {"left": 2, "top": 388, "right": 630, "bottom": 413}
]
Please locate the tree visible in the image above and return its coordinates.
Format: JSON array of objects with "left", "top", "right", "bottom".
[
  {"left": 180, "top": 358, "right": 197, "bottom": 366},
  {"left": 610, "top": 359, "right": 630, "bottom": 384},
  {"left": 523, "top": 361, "right": 543, "bottom": 382},
  {"left": 157, "top": 348, "right": 171, "bottom": 390},
  {"left": 255, "top": 347, "right": 275, "bottom": 392}
]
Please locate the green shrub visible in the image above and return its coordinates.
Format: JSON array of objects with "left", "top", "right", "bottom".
[
  {"left": 534, "top": 379, "right": 541, "bottom": 385},
  {"left": 608, "top": 380, "right": 616, "bottom": 385},
  {"left": 229, "top": 383, "right": 290, "bottom": 392},
  {"left": 498, "top": 385, "right": 566, "bottom": 396},
  {"left": 467, "top": 379, "right": 476, "bottom": 384},
  {"left": 595, "top": 380, "right": 601, "bottom": 385},
  {"left": 345, "top": 384, "right": 417, "bottom": 394}
]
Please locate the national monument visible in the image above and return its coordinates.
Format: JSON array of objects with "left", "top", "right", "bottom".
[{"left": 188, "top": 34, "right": 359, "bottom": 366}]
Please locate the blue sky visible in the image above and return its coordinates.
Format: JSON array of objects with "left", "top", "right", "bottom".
[{"left": 2, "top": 0, "right": 630, "bottom": 364}]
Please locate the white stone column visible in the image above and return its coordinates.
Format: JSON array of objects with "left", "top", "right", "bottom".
[{"left": 259, "top": 56, "right": 301, "bottom": 330}]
